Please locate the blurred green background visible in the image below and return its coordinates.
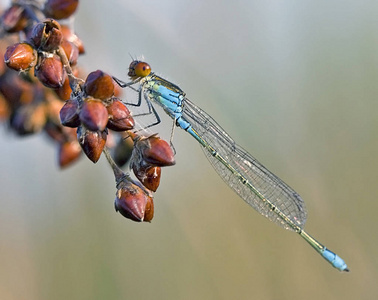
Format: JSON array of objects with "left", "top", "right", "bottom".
[{"left": 1, "top": 0, "right": 377, "bottom": 299}]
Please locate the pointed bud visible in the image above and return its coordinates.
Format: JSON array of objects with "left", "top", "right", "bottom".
[
  {"left": 44, "top": 0, "right": 79, "bottom": 20},
  {"left": 79, "top": 99, "right": 108, "bottom": 131},
  {"left": 60, "top": 98, "right": 80, "bottom": 127},
  {"left": 139, "top": 135, "right": 175, "bottom": 166},
  {"left": 77, "top": 126, "right": 107, "bottom": 163},
  {"left": 58, "top": 140, "right": 82, "bottom": 168},
  {"left": 84, "top": 70, "right": 115, "bottom": 100},
  {"left": 114, "top": 178, "right": 154, "bottom": 222},
  {"left": 106, "top": 99, "right": 134, "bottom": 131},
  {"left": 4, "top": 43, "right": 37, "bottom": 71},
  {"left": 54, "top": 74, "right": 72, "bottom": 100},
  {"left": 61, "top": 25, "right": 85, "bottom": 54},
  {"left": 61, "top": 39, "right": 79, "bottom": 66},
  {"left": 35, "top": 54, "right": 65, "bottom": 88},
  {"left": 1, "top": 5, "right": 28, "bottom": 33},
  {"left": 132, "top": 164, "right": 161, "bottom": 192}
]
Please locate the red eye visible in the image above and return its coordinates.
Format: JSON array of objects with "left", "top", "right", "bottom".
[
  {"left": 134, "top": 61, "right": 151, "bottom": 77},
  {"left": 128, "top": 61, "right": 151, "bottom": 79}
]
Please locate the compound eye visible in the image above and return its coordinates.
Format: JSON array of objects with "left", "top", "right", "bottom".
[{"left": 130, "top": 61, "right": 151, "bottom": 78}]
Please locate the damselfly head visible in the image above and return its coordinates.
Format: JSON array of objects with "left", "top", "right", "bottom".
[{"left": 128, "top": 60, "right": 151, "bottom": 79}]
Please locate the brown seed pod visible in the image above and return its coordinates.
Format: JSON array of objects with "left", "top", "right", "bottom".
[
  {"left": 54, "top": 67, "right": 80, "bottom": 100},
  {"left": 60, "top": 39, "right": 79, "bottom": 66},
  {"left": 106, "top": 99, "right": 134, "bottom": 131},
  {"left": 44, "top": 0, "right": 79, "bottom": 20},
  {"left": 45, "top": 121, "right": 77, "bottom": 143},
  {"left": 0, "top": 71, "right": 24, "bottom": 106},
  {"left": 35, "top": 54, "right": 65, "bottom": 88},
  {"left": 60, "top": 25, "right": 85, "bottom": 54},
  {"left": 29, "top": 19, "right": 63, "bottom": 51},
  {"left": 84, "top": 70, "right": 115, "bottom": 100},
  {"left": 44, "top": 120, "right": 66, "bottom": 142},
  {"left": 114, "top": 178, "right": 154, "bottom": 222},
  {"left": 1, "top": 5, "right": 29, "bottom": 33},
  {"left": 58, "top": 140, "right": 82, "bottom": 168},
  {"left": 79, "top": 99, "right": 109, "bottom": 131},
  {"left": 113, "top": 79, "right": 123, "bottom": 97},
  {"left": 77, "top": 126, "right": 107, "bottom": 163},
  {"left": 0, "top": 70, "right": 39, "bottom": 111},
  {"left": 54, "top": 74, "right": 72, "bottom": 100},
  {"left": 10, "top": 103, "right": 47, "bottom": 135},
  {"left": 4, "top": 43, "right": 36, "bottom": 71},
  {"left": 60, "top": 98, "right": 80, "bottom": 127},
  {"left": 132, "top": 163, "right": 161, "bottom": 192},
  {"left": 139, "top": 135, "right": 176, "bottom": 167}
]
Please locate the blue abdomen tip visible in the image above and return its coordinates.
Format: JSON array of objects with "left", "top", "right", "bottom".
[{"left": 322, "top": 248, "right": 349, "bottom": 272}]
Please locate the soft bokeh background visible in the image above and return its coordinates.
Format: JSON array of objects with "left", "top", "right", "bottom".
[{"left": 1, "top": 0, "right": 377, "bottom": 299}]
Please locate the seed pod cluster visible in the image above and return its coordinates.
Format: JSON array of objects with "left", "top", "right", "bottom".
[
  {"left": 3, "top": 15, "right": 84, "bottom": 90},
  {"left": 1, "top": 0, "right": 177, "bottom": 222},
  {"left": 2, "top": 10, "right": 85, "bottom": 98},
  {"left": 59, "top": 70, "right": 135, "bottom": 163},
  {"left": 0, "top": 60, "right": 81, "bottom": 167},
  {"left": 28, "top": 19, "right": 78, "bottom": 89},
  {"left": 112, "top": 134, "right": 175, "bottom": 222},
  {"left": 0, "top": 2, "right": 85, "bottom": 168}
]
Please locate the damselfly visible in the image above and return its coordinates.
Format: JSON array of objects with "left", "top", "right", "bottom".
[{"left": 113, "top": 60, "right": 349, "bottom": 272}]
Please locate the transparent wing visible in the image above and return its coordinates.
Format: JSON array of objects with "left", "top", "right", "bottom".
[{"left": 181, "top": 98, "right": 307, "bottom": 230}]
